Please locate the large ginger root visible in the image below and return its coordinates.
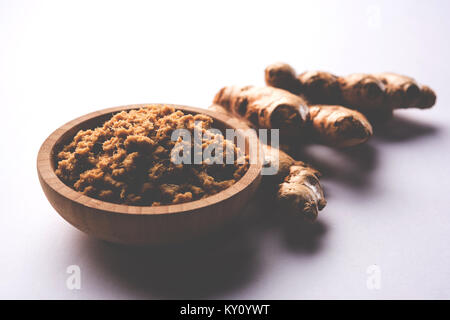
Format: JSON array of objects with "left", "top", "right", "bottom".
[
  {"left": 208, "top": 104, "right": 326, "bottom": 221},
  {"left": 213, "top": 85, "right": 373, "bottom": 148},
  {"left": 265, "top": 62, "right": 437, "bottom": 122},
  {"left": 213, "top": 85, "right": 309, "bottom": 138},
  {"left": 308, "top": 105, "right": 373, "bottom": 148}
]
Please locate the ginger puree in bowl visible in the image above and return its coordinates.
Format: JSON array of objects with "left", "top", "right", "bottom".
[{"left": 55, "top": 105, "right": 249, "bottom": 206}]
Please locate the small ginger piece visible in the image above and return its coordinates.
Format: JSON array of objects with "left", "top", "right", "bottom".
[
  {"left": 277, "top": 164, "right": 326, "bottom": 221},
  {"left": 374, "top": 72, "right": 436, "bottom": 109},
  {"left": 261, "top": 144, "right": 326, "bottom": 221},
  {"left": 309, "top": 105, "right": 373, "bottom": 148},
  {"left": 265, "top": 62, "right": 301, "bottom": 94},
  {"left": 213, "top": 85, "right": 309, "bottom": 138}
]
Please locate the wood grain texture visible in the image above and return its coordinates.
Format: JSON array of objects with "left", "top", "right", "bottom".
[{"left": 37, "top": 104, "right": 262, "bottom": 245}]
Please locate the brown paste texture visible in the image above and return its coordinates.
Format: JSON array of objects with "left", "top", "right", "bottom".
[{"left": 55, "top": 105, "right": 249, "bottom": 206}]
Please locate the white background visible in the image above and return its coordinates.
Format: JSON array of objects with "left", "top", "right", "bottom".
[{"left": 1, "top": 0, "right": 450, "bottom": 299}]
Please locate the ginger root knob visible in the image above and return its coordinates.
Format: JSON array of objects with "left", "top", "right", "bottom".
[
  {"left": 309, "top": 105, "right": 373, "bottom": 148},
  {"left": 277, "top": 163, "right": 327, "bottom": 221}
]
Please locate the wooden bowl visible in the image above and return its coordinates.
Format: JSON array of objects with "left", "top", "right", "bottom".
[{"left": 37, "top": 104, "right": 262, "bottom": 245}]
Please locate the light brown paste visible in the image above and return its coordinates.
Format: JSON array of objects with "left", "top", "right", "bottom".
[{"left": 55, "top": 105, "right": 249, "bottom": 206}]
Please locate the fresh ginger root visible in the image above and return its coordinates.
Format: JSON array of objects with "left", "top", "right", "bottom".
[
  {"left": 261, "top": 144, "right": 326, "bottom": 221},
  {"left": 374, "top": 72, "right": 436, "bottom": 110},
  {"left": 206, "top": 63, "right": 437, "bottom": 222},
  {"left": 263, "top": 62, "right": 302, "bottom": 94},
  {"left": 265, "top": 62, "right": 437, "bottom": 122},
  {"left": 308, "top": 105, "right": 373, "bottom": 148},
  {"left": 208, "top": 104, "right": 326, "bottom": 221},
  {"left": 213, "top": 85, "right": 373, "bottom": 148},
  {"left": 213, "top": 85, "right": 309, "bottom": 138}
]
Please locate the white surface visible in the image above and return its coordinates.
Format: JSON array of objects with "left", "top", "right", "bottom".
[{"left": 1, "top": 0, "right": 450, "bottom": 299}]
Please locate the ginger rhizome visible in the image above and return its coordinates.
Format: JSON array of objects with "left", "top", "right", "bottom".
[
  {"left": 265, "top": 62, "right": 437, "bottom": 122},
  {"left": 261, "top": 144, "right": 326, "bottom": 221},
  {"left": 214, "top": 85, "right": 373, "bottom": 149},
  {"left": 211, "top": 64, "right": 437, "bottom": 221},
  {"left": 213, "top": 85, "right": 309, "bottom": 138},
  {"left": 209, "top": 104, "right": 326, "bottom": 221},
  {"left": 211, "top": 84, "right": 375, "bottom": 220},
  {"left": 308, "top": 105, "right": 373, "bottom": 148}
]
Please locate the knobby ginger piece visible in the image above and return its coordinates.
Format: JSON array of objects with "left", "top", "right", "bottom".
[
  {"left": 262, "top": 144, "right": 326, "bottom": 221},
  {"left": 297, "top": 70, "right": 342, "bottom": 105},
  {"left": 265, "top": 62, "right": 301, "bottom": 94},
  {"left": 374, "top": 72, "right": 436, "bottom": 109},
  {"left": 309, "top": 105, "right": 373, "bottom": 148},
  {"left": 213, "top": 85, "right": 310, "bottom": 138},
  {"left": 277, "top": 164, "right": 327, "bottom": 221}
]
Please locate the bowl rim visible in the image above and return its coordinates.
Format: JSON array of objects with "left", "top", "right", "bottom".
[{"left": 37, "top": 103, "right": 262, "bottom": 215}]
